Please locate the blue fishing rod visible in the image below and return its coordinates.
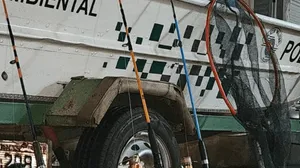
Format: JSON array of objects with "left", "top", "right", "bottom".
[{"left": 169, "top": 0, "right": 209, "bottom": 167}]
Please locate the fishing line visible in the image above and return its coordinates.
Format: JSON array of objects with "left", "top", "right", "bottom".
[
  {"left": 123, "top": 46, "right": 136, "bottom": 159},
  {"left": 0, "top": 0, "right": 45, "bottom": 167},
  {"left": 118, "top": 6, "right": 137, "bottom": 162},
  {"left": 117, "top": 0, "right": 163, "bottom": 167},
  {"left": 169, "top": 1, "right": 209, "bottom": 167}
]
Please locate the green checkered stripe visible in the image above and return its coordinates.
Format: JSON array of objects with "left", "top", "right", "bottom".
[
  {"left": 114, "top": 18, "right": 251, "bottom": 59},
  {"left": 112, "top": 16, "right": 250, "bottom": 99},
  {"left": 115, "top": 56, "right": 224, "bottom": 99}
]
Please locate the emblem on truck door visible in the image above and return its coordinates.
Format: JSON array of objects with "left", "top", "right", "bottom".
[{"left": 261, "top": 27, "right": 282, "bottom": 62}]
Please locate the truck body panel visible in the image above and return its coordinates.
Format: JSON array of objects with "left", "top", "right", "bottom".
[{"left": 0, "top": 0, "right": 299, "bottom": 114}]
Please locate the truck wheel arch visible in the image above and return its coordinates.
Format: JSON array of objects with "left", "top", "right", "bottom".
[{"left": 46, "top": 77, "right": 195, "bottom": 135}]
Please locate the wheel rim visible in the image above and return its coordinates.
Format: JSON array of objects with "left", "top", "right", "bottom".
[{"left": 118, "top": 130, "right": 171, "bottom": 168}]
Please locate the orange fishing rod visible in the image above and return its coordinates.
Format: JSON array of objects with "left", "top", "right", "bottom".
[
  {"left": 117, "top": 0, "right": 162, "bottom": 167},
  {"left": 1, "top": 0, "right": 45, "bottom": 167},
  {"left": 205, "top": 0, "right": 280, "bottom": 116}
]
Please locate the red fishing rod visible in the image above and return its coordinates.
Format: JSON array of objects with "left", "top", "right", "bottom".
[
  {"left": 1, "top": 0, "right": 45, "bottom": 167},
  {"left": 205, "top": 0, "right": 279, "bottom": 116},
  {"left": 117, "top": 0, "right": 163, "bottom": 167}
]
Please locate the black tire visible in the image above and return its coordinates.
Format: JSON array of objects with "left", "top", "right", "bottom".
[
  {"left": 84, "top": 107, "right": 181, "bottom": 168},
  {"left": 72, "top": 128, "right": 95, "bottom": 168},
  {"left": 73, "top": 107, "right": 127, "bottom": 168}
]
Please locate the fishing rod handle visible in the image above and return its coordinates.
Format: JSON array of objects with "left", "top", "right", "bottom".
[
  {"left": 33, "top": 141, "right": 46, "bottom": 167},
  {"left": 148, "top": 123, "right": 163, "bottom": 168},
  {"left": 198, "top": 140, "right": 209, "bottom": 168}
]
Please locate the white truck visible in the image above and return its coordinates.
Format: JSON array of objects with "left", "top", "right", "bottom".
[{"left": 0, "top": 0, "right": 299, "bottom": 167}]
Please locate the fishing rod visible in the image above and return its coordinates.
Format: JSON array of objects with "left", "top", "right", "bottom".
[
  {"left": 1, "top": 0, "right": 45, "bottom": 167},
  {"left": 117, "top": 0, "right": 163, "bottom": 167},
  {"left": 169, "top": 0, "right": 209, "bottom": 167}
]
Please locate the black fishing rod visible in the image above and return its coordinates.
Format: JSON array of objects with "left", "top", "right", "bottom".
[
  {"left": 1, "top": 0, "right": 45, "bottom": 167},
  {"left": 169, "top": 0, "right": 209, "bottom": 167},
  {"left": 117, "top": 0, "right": 163, "bottom": 167}
]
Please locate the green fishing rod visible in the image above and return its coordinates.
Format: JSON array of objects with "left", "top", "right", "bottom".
[
  {"left": 169, "top": 0, "right": 209, "bottom": 167},
  {"left": 1, "top": 0, "right": 45, "bottom": 167},
  {"left": 117, "top": 0, "right": 163, "bottom": 167}
]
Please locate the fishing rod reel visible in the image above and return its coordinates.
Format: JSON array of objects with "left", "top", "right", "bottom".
[
  {"left": 128, "top": 154, "right": 143, "bottom": 168},
  {"left": 181, "top": 156, "right": 193, "bottom": 168}
]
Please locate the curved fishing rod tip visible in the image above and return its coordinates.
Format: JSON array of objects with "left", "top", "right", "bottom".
[{"left": 1, "top": 71, "right": 8, "bottom": 81}]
